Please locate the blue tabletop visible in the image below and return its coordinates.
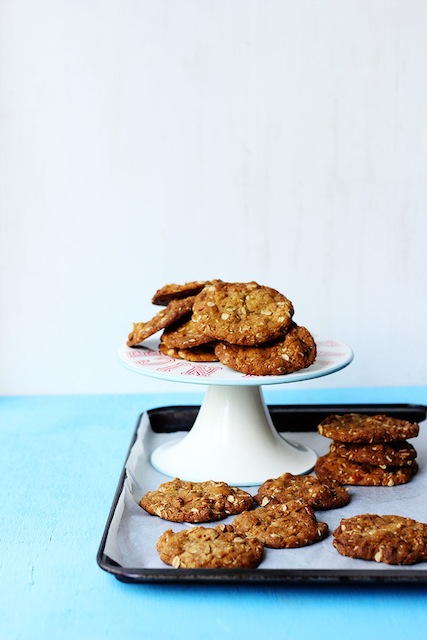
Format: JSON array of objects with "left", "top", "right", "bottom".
[{"left": 1, "top": 387, "right": 427, "bottom": 640}]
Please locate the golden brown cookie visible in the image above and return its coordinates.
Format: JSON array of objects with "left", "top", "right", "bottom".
[
  {"left": 317, "top": 413, "right": 420, "bottom": 443},
  {"left": 127, "top": 297, "right": 196, "bottom": 347},
  {"left": 156, "top": 524, "right": 264, "bottom": 569},
  {"left": 329, "top": 440, "right": 417, "bottom": 467},
  {"left": 161, "top": 316, "right": 214, "bottom": 349},
  {"left": 139, "top": 478, "right": 255, "bottom": 523},
  {"left": 254, "top": 472, "right": 350, "bottom": 510},
  {"left": 314, "top": 451, "right": 418, "bottom": 486},
  {"left": 191, "top": 281, "right": 294, "bottom": 346},
  {"left": 152, "top": 281, "right": 210, "bottom": 306},
  {"left": 214, "top": 324, "right": 316, "bottom": 376},
  {"left": 159, "top": 341, "right": 219, "bottom": 362},
  {"left": 231, "top": 500, "right": 329, "bottom": 549},
  {"left": 333, "top": 514, "right": 427, "bottom": 565}
]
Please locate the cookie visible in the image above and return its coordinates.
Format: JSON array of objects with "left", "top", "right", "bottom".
[
  {"left": 191, "top": 281, "right": 294, "bottom": 346},
  {"left": 139, "top": 478, "right": 255, "bottom": 523},
  {"left": 333, "top": 514, "right": 427, "bottom": 565},
  {"left": 152, "top": 281, "right": 210, "bottom": 306},
  {"left": 156, "top": 524, "right": 264, "bottom": 569},
  {"left": 329, "top": 440, "right": 417, "bottom": 467},
  {"left": 159, "top": 341, "right": 219, "bottom": 362},
  {"left": 127, "top": 297, "right": 196, "bottom": 347},
  {"left": 254, "top": 472, "right": 350, "bottom": 510},
  {"left": 161, "top": 316, "right": 214, "bottom": 349},
  {"left": 214, "top": 323, "right": 316, "bottom": 376},
  {"left": 231, "top": 500, "right": 329, "bottom": 549},
  {"left": 314, "top": 451, "right": 418, "bottom": 486},
  {"left": 317, "top": 413, "right": 420, "bottom": 443}
]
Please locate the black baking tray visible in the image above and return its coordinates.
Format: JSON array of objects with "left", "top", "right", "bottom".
[{"left": 97, "top": 403, "right": 427, "bottom": 583}]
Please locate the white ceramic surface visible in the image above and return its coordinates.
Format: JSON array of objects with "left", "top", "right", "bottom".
[
  {"left": 118, "top": 336, "right": 353, "bottom": 386},
  {"left": 150, "top": 384, "right": 318, "bottom": 484},
  {"left": 119, "top": 336, "right": 353, "bottom": 484}
]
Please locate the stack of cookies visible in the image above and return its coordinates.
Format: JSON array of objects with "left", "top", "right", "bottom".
[
  {"left": 127, "top": 279, "right": 316, "bottom": 376},
  {"left": 314, "top": 413, "right": 420, "bottom": 486}
]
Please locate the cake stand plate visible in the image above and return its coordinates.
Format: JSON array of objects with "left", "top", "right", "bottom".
[{"left": 118, "top": 337, "right": 353, "bottom": 485}]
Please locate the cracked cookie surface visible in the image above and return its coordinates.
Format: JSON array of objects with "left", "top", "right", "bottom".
[
  {"left": 191, "top": 281, "right": 294, "bottom": 346},
  {"left": 317, "top": 413, "right": 420, "bottom": 443},
  {"left": 329, "top": 440, "right": 417, "bottom": 467},
  {"left": 314, "top": 451, "right": 418, "bottom": 486},
  {"left": 254, "top": 472, "right": 350, "bottom": 510},
  {"left": 139, "top": 478, "right": 255, "bottom": 523},
  {"left": 231, "top": 500, "right": 329, "bottom": 549},
  {"left": 214, "top": 323, "right": 316, "bottom": 375},
  {"left": 127, "top": 297, "right": 196, "bottom": 346},
  {"left": 333, "top": 514, "right": 427, "bottom": 565},
  {"left": 161, "top": 315, "right": 214, "bottom": 349},
  {"left": 156, "top": 525, "right": 264, "bottom": 569}
]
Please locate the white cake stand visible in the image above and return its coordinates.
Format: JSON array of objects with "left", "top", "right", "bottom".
[{"left": 119, "top": 337, "right": 353, "bottom": 485}]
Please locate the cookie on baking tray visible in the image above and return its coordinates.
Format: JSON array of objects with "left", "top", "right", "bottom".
[
  {"left": 159, "top": 341, "right": 219, "bottom": 362},
  {"left": 156, "top": 524, "right": 264, "bottom": 569},
  {"left": 127, "top": 296, "right": 197, "bottom": 347},
  {"left": 329, "top": 440, "right": 418, "bottom": 467},
  {"left": 317, "top": 413, "right": 420, "bottom": 443},
  {"left": 332, "top": 514, "right": 427, "bottom": 565},
  {"left": 314, "top": 451, "right": 418, "bottom": 486},
  {"left": 191, "top": 280, "right": 294, "bottom": 346},
  {"left": 151, "top": 281, "right": 210, "bottom": 306},
  {"left": 214, "top": 323, "right": 316, "bottom": 376},
  {"left": 231, "top": 500, "right": 329, "bottom": 549},
  {"left": 254, "top": 472, "right": 350, "bottom": 510},
  {"left": 139, "top": 478, "right": 255, "bottom": 523}
]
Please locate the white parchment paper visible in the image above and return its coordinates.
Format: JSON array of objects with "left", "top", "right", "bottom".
[{"left": 103, "top": 412, "right": 427, "bottom": 574}]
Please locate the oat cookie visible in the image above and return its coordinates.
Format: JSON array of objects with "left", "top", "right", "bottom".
[
  {"left": 314, "top": 451, "right": 418, "bottom": 486},
  {"left": 329, "top": 440, "right": 417, "bottom": 467},
  {"left": 127, "top": 297, "right": 197, "bottom": 347},
  {"left": 161, "top": 316, "right": 214, "bottom": 349},
  {"left": 333, "top": 514, "right": 427, "bottom": 565},
  {"left": 231, "top": 500, "right": 329, "bottom": 549},
  {"left": 317, "top": 413, "right": 420, "bottom": 443},
  {"left": 159, "top": 341, "right": 219, "bottom": 362},
  {"left": 156, "top": 524, "right": 264, "bottom": 569},
  {"left": 139, "top": 478, "right": 255, "bottom": 523},
  {"left": 152, "top": 281, "right": 210, "bottom": 306},
  {"left": 191, "top": 281, "right": 294, "bottom": 346},
  {"left": 214, "top": 323, "right": 316, "bottom": 376},
  {"left": 254, "top": 472, "right": 350, "bottom": 510}
]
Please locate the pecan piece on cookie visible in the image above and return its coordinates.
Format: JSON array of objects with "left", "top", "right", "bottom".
[
  {"left": 214, "top": 323, "right": 316, "bottom": 376},
  {"left": 139, "top": 478, "right": 255, "bottom": 523},
  {"left": 156, "top": 524, "right": 264, "bottom": 569},
  {"left": 191, "top": 280, "right": 294, "bottom": 346},
  {"left": 333, "top": 514, "right": 427, "bottom": 565},
  {"left": 317, "top": 413, "right": 420, "bottom": 443},
  {"left": 254, "top": 472, "right": 350, "bottom": 510},
  {"left": 231, "top": 500, "right": 329, "bottom": 549}
]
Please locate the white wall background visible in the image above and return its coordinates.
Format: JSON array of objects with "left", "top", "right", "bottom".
[{"left": 1, "top": 0, "right": 426, "bottom": 396}]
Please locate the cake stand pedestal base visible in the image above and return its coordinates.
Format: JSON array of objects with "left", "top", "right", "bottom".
[{"left": 150, "top": 385, "right": 317, "bottom": 486}]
